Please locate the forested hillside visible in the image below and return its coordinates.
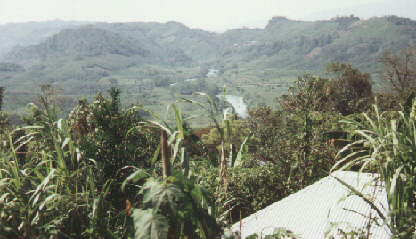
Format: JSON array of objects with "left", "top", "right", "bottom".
[
  {"left": 0, "top": 14, "right": 415, "bottom": 239},
  {"left": 1, "top": 15, "right": 416, "bottom": 115},
  {"left": 0, "top": 20, "right": 89, "bottom": 57}
]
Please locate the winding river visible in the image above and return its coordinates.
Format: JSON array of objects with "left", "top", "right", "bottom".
[{"left": 217, "top": 95, "right": 248, "bottom": 118}]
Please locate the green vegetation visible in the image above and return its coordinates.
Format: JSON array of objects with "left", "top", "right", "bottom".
[
  {"left": 332, "top": 103, "right": 416, "bottom": 238},
  {"left": 2, "top": 16, "right": 416, "bottom": 115},
  {"left": 0, "top": 16, "right": 416, "bottom": 239},
  {"left": 1, "top": 58, "right": 414, "bottom": 238}
]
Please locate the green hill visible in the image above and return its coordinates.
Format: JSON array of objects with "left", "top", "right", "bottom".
[
  {"left": 0, "top": 20, "right": 89, "bottom": 58},
  {"left": 4, "top": 16, "right": 416, "bottom": 73},
  {"left": 217, "top": 16, "right": 416, "bottom": 72},
  {"left": 1, "top": 15, "right": 416, "bottom": 114}
]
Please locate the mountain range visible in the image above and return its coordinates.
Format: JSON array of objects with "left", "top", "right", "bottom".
[
  {"left": 2, "top": 16, "right": 416, "bottom": 71},
  {"left": 1, "top": 15, "right": 416, "bottom": 113}
]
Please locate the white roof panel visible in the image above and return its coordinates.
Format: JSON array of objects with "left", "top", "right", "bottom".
[{"left": 231, "top": 171, "right": 391, "bottom": 239}]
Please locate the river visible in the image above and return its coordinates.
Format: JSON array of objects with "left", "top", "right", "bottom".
[{"left": 217, "top": 95, "right": 248, "bottom": 118}]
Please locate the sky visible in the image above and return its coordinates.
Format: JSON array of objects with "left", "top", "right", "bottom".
[{"left": 0, "top": 0, "right": 415, "bottom": 31}]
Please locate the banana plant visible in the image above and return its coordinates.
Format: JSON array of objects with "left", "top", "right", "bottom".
[
  {"left": 124, "top": 103, "right": 222, "bottom": 239},
  {"left": 130, "top": 171, "right": 221, "bottom": 239}
]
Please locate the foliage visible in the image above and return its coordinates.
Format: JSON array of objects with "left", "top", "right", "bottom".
[
  {"left": 169, "top": 79, "right": 219, "bottom": 97},
  {"left": 325, "top": 227, "right": 368, "bottom": 239},
  {"left": 379, "top": 46, "right": 416, "bottom": 93},
  {"left": 248, "top": 107, "right": 340, "bottom": 181},
  {"left": 223, "top": 227, "right": 300, "bottom": 239},
  {"left": 0, "top": 118, "right": 118, "bottom": 238},
  {"left": 332, "top": 103, "right": 416, "bottom": 238},
  {"left": 331, "top": 15, "right": 361, "bottom": 27},
  {"left": 131, "top": 173, "right": 221, "bottom": 239},
  {"left": 256, "top": 228, "right": 299, "bottom": 239},
  {"left": 124, "top": 101, "right": 222, "bottom": 239},
  {"left": 69, "top": 88, "right": 158, "bottom": 177},
  {"left": 201, "top": 118, "right": 249, "bottom": 155},
  {"left": 0, "top": 88, "right": 164, "bottom": 238},
  {"left": 280, "top": 75, "right": 329, "bottom": 112},
  {"left": 326, "top": 63, "right": 373, "bottom": 115},
  {"left": 215, "top": 107, "right": 341, "bottom": 222},
  {"left": 0, "top": 36, "right": 415, "bottom": 238},
  {"left": 2, "top": 16, "right": 416, "bottom": 114},
  {"left": 193, "top": 82, "right": 345, "bottom": 224},
  {"left": 282, "top": 64, "right": 373, "bottom": 115},
  {"left": 374, "top": 92, "right": 403, "bottom": 112},
  {"left": 68, "top": 88, "right": 159, "bottom": 211},
  {"left": 204, "top": 162, "right": 289, "bottom": 223}
]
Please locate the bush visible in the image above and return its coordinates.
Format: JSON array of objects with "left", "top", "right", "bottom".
[
  {"left": 68, "top": 88, "right": 159, "bottom": 210},
  {"left": 0, "top": 118, "right": 118, "bottom": 238}
]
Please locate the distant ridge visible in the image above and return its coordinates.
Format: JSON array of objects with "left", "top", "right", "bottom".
[
  {"left": 1, "top": 15, "right": 416, "bottom": 114},
  {"left": 1, "top": 15, "right": 416, "bottom": 101},
  {"left": 3, "top": 15, "right": 416, "bottom": 71},
  {"left": 0, "top": 20, "right": 89, "bottom": 57}
]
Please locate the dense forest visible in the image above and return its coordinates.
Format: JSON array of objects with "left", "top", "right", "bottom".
[{"left": 0, "top": 16, "right": 416, "bottom": 239}]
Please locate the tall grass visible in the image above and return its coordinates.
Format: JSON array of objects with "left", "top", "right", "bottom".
[
  {"left": 332, "top": 104, "right": 416, "bottom": 238},
  {"left": 0, "top": 103, "right": 123, "bottom": 238},
  {"left": 1, "top": 89, "right": 224, "bottom": 238}
]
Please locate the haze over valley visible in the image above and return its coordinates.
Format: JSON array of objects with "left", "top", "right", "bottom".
[{"left": 1, "top": 15, "right": 416, "bottom": 119}]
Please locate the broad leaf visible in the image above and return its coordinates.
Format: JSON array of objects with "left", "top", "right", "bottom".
[
  {"left": 132, "top": 209, "right": 169, "bottom": 239},
  {"left": 141, "top": 178, "right": 183, "bottom": 214},
  {"left": 122, "top": 169, "right": 150, "bottom": 192}
]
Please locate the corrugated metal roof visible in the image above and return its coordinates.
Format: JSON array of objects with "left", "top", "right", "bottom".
[{"left": 231, "top": 171, "right": 392, "bottom": 239}]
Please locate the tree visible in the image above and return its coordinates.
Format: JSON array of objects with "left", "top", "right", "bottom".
[
  {"left": 280, "top": 75, "right": 329, "bottom": 113},
  {"left": 68, "top": 88, "right": 159, "bottom": 210},
  {"left": 379, "top": 47, "right": 416, "bottom": 93},
  {"left": 281, "top": 64, "right": 373, "bottom": 116},
  {"left": 326, "top": 62, "right": 373, "bottom": 115}
]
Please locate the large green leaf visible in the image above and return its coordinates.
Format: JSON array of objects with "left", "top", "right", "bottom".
[
  {"left": 122, "top": 169, "right": 150, "bottom": 192},
  {"left": 233, "top": 135, "right": 251, "bottom": 167},
  {"left": 132, "top": 209, "right": 169, "bottom": 239},
  {"left": 141, "top": 178, "right": 183, "bottom": 214}
]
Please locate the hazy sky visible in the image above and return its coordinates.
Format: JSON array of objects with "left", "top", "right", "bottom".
[{"left": 0, "top": 0, "right": 415, "bottom": 31}]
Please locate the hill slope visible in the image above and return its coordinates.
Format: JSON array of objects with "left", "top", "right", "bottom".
[
  {"left": 3, "top": 16, "right": 416, "bottom": 72},
  {"left": 0, "top": 20, "right": 89, "bottom": 58},
  {"left": 1, "top": 15, "right": 416, "bottom": 113}
]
